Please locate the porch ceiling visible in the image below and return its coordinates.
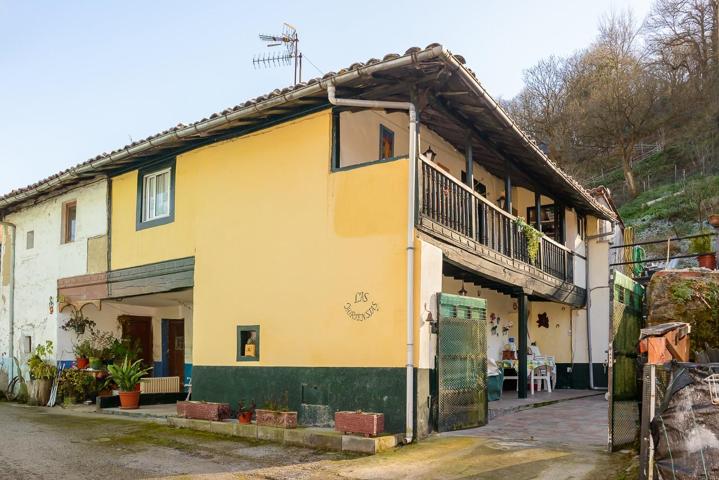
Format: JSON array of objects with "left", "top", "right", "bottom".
[{"left": 110, "top": 288, "right": 193, "bottom": 307}]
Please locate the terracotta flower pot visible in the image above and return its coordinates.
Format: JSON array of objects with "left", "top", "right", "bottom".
[
  {"left": 238, "top": 411, "right": 253, "bottom": 424},
  {"left": 708, "top": 214, "right": 719, "bottom": 228},
  {"left": 335, "top": 411, "right": 385, "bottom": 437},
  {"left": 697, "top": 253, "right": 716, "bottom": 270},
  {"left": 76, "top": 357, "right": 89, "bottom": 369},
  {"left": 255, "top": 409, "right": 297, "bottom": 429},
  {"left": 118, "top": 390, "right": 141, "bottom": 409}
]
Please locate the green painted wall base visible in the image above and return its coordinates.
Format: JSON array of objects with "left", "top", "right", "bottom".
[
  {"left": 192, "top": 366, "right": 407, "bottom": 433},
  {"left": 555, "top": 363, "right": 608, "bottom": 389}
]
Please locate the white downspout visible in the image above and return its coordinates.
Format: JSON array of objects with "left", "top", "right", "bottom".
[
  {"left": 585, "top": 221, "right": 615, "bottom": 390},
  {"left": 0, "top": 221, "right": 16, "bottom": 381},
  {"left": 327, "top": 85, "right": 417, "bottom": 443}
]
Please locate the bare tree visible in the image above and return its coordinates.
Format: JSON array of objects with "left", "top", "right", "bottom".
[
  {"left": 565, "top": 10, "right": 665, "bottom": 198},
  {"left": 644, "top": 0, "right": 719, "bottom": 89}
]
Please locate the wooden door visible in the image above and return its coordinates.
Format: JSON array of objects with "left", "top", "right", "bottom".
[
  {"left": 120, "top": 315, "right": 153, "bottom": 370},
  {"left": 167, "top": 319, "right": 185, "bottom": 380}
]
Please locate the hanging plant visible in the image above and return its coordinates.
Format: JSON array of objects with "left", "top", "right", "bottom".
[
  {"left": 515, "top": 217, "right": 542, "bottom": 265},
  {"left": 61, "top": 307, "right": 96, "bottom": 336}
]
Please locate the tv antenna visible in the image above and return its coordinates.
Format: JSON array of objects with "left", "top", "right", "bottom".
[{"left": 253, "top": 23, "right": 303, "bottom": 85}]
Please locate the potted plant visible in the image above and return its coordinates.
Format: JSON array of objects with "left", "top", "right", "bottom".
[
  {"left": 86, "top": 330, "right": 116, "bottom": 369},
  {"left": 60, "top": 308, "right": 96, "bottom": 336},
  {"left": 237, "top": 400, "right": 256, "bottom": 424},
  {"left": 107, "top": 356, "right": 151, "bottom": 409},
  {"left": 59, "top": 368, "right": 96, "bottom": 404},
  {"left": 27, "top": 340, "right": 58, "bottom": 406},
  {"left": 109, "top": 337, "right": 142, "bottom": 364},
  {"left": 689, "top": 229, "right": 715, "bottom": 269},
  {"left": 255, "top": 391, "right": 297, "bottom": 429},
  {"left": 72, "top": 339, "right": 93, "bottom": 369}
]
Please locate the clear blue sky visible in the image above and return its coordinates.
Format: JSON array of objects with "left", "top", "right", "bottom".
[{"left": 0, "top": 0, "right": 652, "bottom": 195}]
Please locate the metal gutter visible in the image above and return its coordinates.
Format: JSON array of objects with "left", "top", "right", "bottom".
[
  {"left": 327, "top": 84, "right": 418, "bottom": 444},
  {"left": 0, "top": 46, "right": 445, "bottom": 212}
]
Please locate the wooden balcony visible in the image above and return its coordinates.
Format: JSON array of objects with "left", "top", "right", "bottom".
[{"left": 417, "top": 156, "right": 585, "bottom": 306}]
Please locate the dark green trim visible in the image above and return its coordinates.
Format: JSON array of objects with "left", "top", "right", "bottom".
[
  {"left": 331, "top": 155, "right": 407, "bottom": 173},
  {"left": 191, "top": 365, "right": 406, "bottom": 433},
  {"left": 379, "top": 124, "right": 395, "bottom": 159},
  {"left": 107, "top": 256, "right": 194, "bottom": 298},
  {"left": 331, "top": 109, "right": 340, "bottom": 169},
  {"left": 111, "top": 104, "right": 332, "bottom": 179},
  {"left": 135, "top": 158, "right": 176, "bottom": 231},
  {"left": 236, "top": 325, "right": 260, "bottom": 362},
  {"left": 554, "top": 363, "right": 608, "bottom": 389}
]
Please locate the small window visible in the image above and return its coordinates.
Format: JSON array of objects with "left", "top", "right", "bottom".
[
  {"left": 22, "top": 335, "right": 32, "bottom": 354},
  {"left": 236, "top": 325, "right": 260, "bottom": 362},
  {"left": 26, "top": 231, "right": 34, "bottom": 250},
  {"left": 136, "top": 159, "right": 176, "bottom": 230},
  {"left": 143, "top": 168, "right": 172, "bottom": 222},
  {"left": 62, "top": 201, "right": 77, "bottom": 243},
  {"left": 379, "top": 124, "right": 394, "bottom": 160}
]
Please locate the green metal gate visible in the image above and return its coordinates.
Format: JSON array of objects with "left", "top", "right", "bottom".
[
  {"left": 608, "top": 270, "right": 644, "bottom": 451},
  {"left": 437, "top": 293, "right": 487, "bottom": 432}
]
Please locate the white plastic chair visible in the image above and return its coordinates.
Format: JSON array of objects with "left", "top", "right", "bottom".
[{"left": 532, "top": 356, "right": 552, "bottom": 393}]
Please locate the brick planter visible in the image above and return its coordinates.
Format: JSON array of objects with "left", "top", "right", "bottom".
[
  {"left": 255, "top": 409, "right": 297, "bottom": 429},
  {"left": 176, "top": 401, "right": 231, "bottom": 421},
  {"left": 335, "top": 411, "right": 384, "bottom": 437}
]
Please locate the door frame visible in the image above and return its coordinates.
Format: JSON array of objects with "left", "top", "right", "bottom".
[
  {"left": 161, "top": 318, "right": 185, "bottom": 378},
  {"left": 119, "top": 315, "right": 153, "bottom": 370}
]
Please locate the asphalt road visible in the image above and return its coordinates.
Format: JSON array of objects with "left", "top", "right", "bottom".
[
  {"left": 0, "top": 402, "right": 344, "bottom": 480},
  {"left": 0, "top": 400, "right": 635, "bottom": 480}
]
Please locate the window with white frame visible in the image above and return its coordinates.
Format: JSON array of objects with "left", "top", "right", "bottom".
[{"left": 142, "top": 168, "right": 171, "bottom": 222}]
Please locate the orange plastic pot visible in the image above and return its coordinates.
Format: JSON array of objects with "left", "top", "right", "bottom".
[
  {"left": 76, "top": 357, "right": 89, "bottom": 369},
  {"left": 697, "top": 253, "right": 716, "bottom": 270},
  {"left": 118, "top": 390, "right": 140, "bottom": 409}
]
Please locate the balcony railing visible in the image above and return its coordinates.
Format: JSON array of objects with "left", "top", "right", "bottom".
[{"left": 418, "top": 156, "right": 574, "bottom": 283}]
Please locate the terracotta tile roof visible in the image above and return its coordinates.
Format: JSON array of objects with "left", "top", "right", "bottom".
[{"left": 0, "top": 43, "right": 615, "bottom": 221}]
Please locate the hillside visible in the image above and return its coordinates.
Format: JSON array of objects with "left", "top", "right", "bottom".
[{"left": 584, "top": 148, "right": 719, "bottom": 241}]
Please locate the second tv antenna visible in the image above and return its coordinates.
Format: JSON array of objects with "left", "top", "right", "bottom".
[{"left": 253, "top": 23, "right": 302, "bottom": 85}]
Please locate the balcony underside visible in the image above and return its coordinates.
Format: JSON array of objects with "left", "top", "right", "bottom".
[{"left": 418, "top": 220, "right": 586, "bottom": 307}]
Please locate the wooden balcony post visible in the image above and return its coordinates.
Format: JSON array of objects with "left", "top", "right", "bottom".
[
  {"left": 534, "top": 192, "right": 542, "bottom": 232},
  {"left": 465, "top": 140, "right": 476, "bottom": 240},
  {"left": 517, "top": 291, "right": 529, "bottom": 399}
]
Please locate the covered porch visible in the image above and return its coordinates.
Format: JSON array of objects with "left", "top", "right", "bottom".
[{"left": 55, "top": 257, "right": 195, "bottom": 406}]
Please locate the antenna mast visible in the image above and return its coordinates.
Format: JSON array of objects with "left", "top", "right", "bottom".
[{"left": 253, "top": 23, "right": 302, "bottom": 85}]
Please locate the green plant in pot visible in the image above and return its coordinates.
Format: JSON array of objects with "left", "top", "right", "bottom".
[
  {"left": 61, "top": 308, "right": 96, "bottom": 337},
  {"left": 237, "top": 400, "right": 256, "bottom": 424},
  {"left": 107, "top": 356, "right": 151, "bottom": 409},
  {"left": 72, "top": 339, "right": 93, "bottom": 369},
  {"left": 27, "top": 341, "right": 58, "bottom": 406},
  {"left": 110, "top": 337, "right": 143, "bottom": 364},
  {"left": 59, "top": 368, "right": 96, "bottom": 404},
  {"left": 689, "top": 229, "right": 716, "bottom": 269}
]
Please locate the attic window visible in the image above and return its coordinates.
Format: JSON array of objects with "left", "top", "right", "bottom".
[{"left": 26, "top": 231, "right": 34, "bottom": 250}]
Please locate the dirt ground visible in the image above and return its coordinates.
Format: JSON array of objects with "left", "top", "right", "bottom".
[{"left": 0, "top": 402, "right": 637, "bottom": 480}]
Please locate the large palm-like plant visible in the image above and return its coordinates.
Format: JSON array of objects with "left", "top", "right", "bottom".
[{"left": 107, "top": 356, "right": 151, "bottom": 392}]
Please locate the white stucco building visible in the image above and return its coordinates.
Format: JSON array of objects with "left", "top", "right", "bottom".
[{"left": 0, "top": 178, "right": 108, "bottom": 377}]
